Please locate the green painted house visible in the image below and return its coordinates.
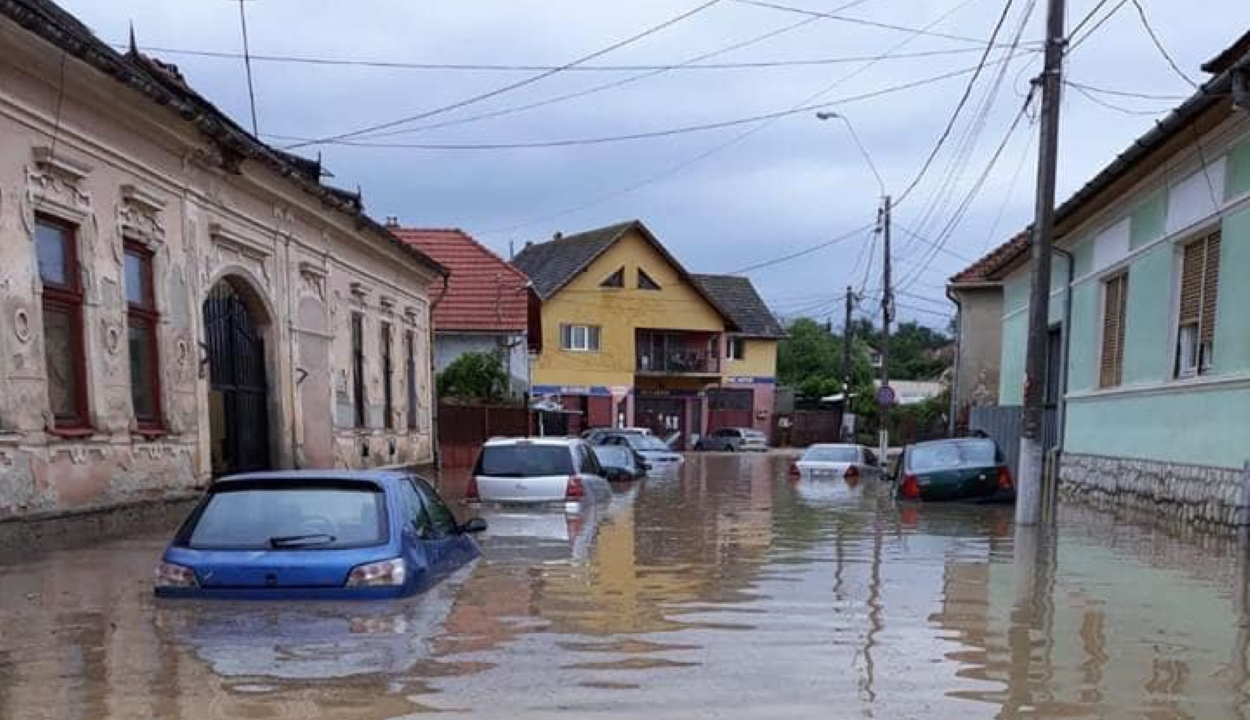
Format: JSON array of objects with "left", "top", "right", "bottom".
[{"left": 951, "top": 33, "right": 1250, "bottom": 527}]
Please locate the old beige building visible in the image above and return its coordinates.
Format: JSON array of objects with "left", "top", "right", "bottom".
[{"left": 0, "top": 0, "right": 444, "bottom": 521}]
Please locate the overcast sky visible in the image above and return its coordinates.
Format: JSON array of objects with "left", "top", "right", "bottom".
[{"left": 59, "top": 0, "right": 1249, "bottom": 329}]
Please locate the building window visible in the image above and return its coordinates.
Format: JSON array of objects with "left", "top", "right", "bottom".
[
  {"left": 124, "top": 241, "right": 162, "bottom": 430},
  {"left": 560, "top": 324, "right": 601, "bottom": 352},
  {"left": 600, "top": 267, "right": 624, "bottom": 288},
  {"left": 36, "top": 216, "right": 89, "bottom": 429},
  {"left": 1099, "top": 273, "right": 1128, "bottom": 388},
  {"left": 726, "top": 336, "right": 746, "bottom": 361},
  {"left": 381, "top": 321, "right": 394, "bottom": 430},
  {"left": 351, "top": 313, "right": 367, "bottom": 427},
  {"left": 1175, "top": 231, "right": 1220, "bottom": 378},
  {"left": 405, "top": 329, "right": 417, "bottom": 430},
  {"left": 638, "top": 268, "right": 660, "bottom": 290}
]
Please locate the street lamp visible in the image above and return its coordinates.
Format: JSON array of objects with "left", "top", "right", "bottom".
[{"left": 815, "top": 111, "right": 886, "bottom": 197}]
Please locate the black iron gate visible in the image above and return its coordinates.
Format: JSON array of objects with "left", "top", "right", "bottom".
[{"left": 204, "top": 280, "right": 269, "bottom": 475}]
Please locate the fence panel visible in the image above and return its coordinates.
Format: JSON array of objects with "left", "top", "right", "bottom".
[
  {"left": 438, "top": 404, "right": 531, "bottom": 467},
  {"left": 968, "top": 405, "right": 1057, "bottom": 476}
]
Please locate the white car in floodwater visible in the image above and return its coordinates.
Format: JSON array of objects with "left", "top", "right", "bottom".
[
  {"left": 467, "top": 437, "right": 612, "bottom": 505},
  {"left": 789, "top": 444, "right": 883, "bottom": 483}
]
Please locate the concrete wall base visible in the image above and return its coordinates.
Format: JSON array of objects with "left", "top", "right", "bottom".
[{"left": 1060, "top": 452, "right": 1249, "bottom": 531}]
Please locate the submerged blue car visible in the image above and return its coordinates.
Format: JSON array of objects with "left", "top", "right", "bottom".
[{"left": 154, "top": 470, "right": 485, "bottom": 600}]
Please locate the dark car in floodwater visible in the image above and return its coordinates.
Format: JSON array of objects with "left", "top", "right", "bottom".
[
  {"left": 154, "top": 470, "right": 485, "bottom": 600},
  {"left": 895, "top": 438, "right": 1015, "bottom": 503},
  {"left": 591, "top": 444, "right": 648, "bottom": 482}
]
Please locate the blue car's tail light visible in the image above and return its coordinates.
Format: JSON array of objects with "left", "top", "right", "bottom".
[
  {"left": 345, "top": 557, "right": 407, "bottom": 587},
  {"left": 154, "top": 561, "right": 199, "bottom": 588}
]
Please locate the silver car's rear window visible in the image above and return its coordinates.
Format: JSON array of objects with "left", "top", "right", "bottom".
[
  {"left": 804, "top": 447, "right": 859, "bottom": 462},
  {"left": 187, "top": 485, "right": 386, "bottom": 550},
  {"left": 477, "top": 445, "right": 574, "bottom": 477}
]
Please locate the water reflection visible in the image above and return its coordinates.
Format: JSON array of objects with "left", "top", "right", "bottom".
[{"left": 4, "top": 457, "right": 1250, "bottom": 718}]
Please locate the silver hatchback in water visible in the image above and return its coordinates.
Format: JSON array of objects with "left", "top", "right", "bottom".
[{"left": 467, "top": 437, "right": 612, "bottom": 506}]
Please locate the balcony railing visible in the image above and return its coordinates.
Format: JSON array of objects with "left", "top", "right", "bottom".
[{"left": 636, "top": 349, "right": 720, "bottom": 375}]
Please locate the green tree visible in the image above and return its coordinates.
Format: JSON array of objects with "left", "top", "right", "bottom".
[
  {"left": 777, "top": 318, "right": 873, "bottom": 400},
  {"left": 437, "top": 351, "right": 511, "bottom": 403}
]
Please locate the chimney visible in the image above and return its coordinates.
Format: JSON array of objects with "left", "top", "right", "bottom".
[{"left": 552, "top": 231, "right": 563, "bottom": 242}]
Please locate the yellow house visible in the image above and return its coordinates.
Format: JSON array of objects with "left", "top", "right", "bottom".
[{"left": 511, "top": 220, "right": 782, "bottom": 446}]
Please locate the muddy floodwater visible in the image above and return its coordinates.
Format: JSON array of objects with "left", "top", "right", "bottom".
[{"left": 3, "top": 454, "right": 1250, "bottom": 719}]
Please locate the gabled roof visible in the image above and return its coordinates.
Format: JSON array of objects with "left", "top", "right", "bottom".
[
  {"left": 691, "top": 274, "right": 784, "bottom": 338},
  {"left": 392, "top": 228, "right": 529, "bottom": 333},
  {"left": 0, "top": 0, "right": 444, "bottom": 278},
  {"left": 511, "top": 220, "right": 739, "bottom": 329},
  {"left": 511, "top": 221, "right": 635, "bottom": 300},
  {"left": 948, "top": 231, "right": 1031, "bottom": 285}
]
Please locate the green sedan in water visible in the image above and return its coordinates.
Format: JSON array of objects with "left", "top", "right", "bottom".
[{"left": 894, "top": 438, "right": 1015, "bottom": 503}]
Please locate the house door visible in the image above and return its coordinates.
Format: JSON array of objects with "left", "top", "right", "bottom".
[{"left": 204, "top": 279, "right": 270, "bottom": 476}]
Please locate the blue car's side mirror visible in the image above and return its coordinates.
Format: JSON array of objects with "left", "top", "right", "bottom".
[{"left": 460, "top": 518, "right": 488, "bottom": 534}]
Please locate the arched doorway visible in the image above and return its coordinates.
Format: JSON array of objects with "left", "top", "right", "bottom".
[{"left": 204, "top": 277, "right": 270, "bottom": 475}]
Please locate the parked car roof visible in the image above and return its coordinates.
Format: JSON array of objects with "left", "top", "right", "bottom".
[
  {"left": 483, "top": 436, "right": 581, "bottom": 447},
  {"left": 212, "top": 469, "right": 413, "bottom": 486}
]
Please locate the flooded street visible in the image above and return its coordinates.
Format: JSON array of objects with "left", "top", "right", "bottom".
[{"left": 3, "top": 454, "right": 1250, "bottom": 719}]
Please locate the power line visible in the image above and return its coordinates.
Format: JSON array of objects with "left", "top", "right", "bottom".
[
  {"left": 477, "top": 0, "right": 989, "bottom": 237},
  {"left": 894, "top": 223, "right": 975, "bottom": 262},
  {"left": 112, "top": 42, "right": 994, "bottom": 73},
  {"left": 1066, "top": 0, "right": 1130, "bottom": 54},
  {"left": 282, "top": 0, "right": 724, "bottom": 150},
  {"left": 1064, "top": 79, "right": 1187, "bottom": 100},
  {"left": 894, "top": 0, "right": 1018, "bottom": 206},
  {"left": 236, "top": 0, "right": 259, "bottom": 136},
  {"left": 979, "top": 124, "right": 1034, "bottom": 253},
  {"left": 730, "top": 0, "right": 1040, "bottom": 48},
  {"left": 728, "top": 222, "right": 876, "bottom": 275},
  {"left": 352, "top": 0, "right": 871, "bottom": 141},
  {"left": 1129, "top": 0, "right": 1199, "bottom": 88},
  {"left": 1067, "top": 0, "right": 1115, "bottom": 41},
  {"left": 271, "top": 56, "right": 1026, "bottom": 151},
  {"left": 1066, "top": 81, "right": 1172, "bottom": 115}
]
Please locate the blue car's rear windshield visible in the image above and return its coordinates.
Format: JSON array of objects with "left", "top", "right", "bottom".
[
  {"left": 907, "top": 440, "right": 999, "bottom": 472},
  {"left": 185, "top": 483, "right": 387, "bottom": 550}
]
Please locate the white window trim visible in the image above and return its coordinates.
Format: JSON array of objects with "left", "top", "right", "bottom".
[
  {"left": 561, "top": 323, "right": 601, "bottom": 353},
  {"left": 726, "top": 336, "right": 746, "bottom": 362}
]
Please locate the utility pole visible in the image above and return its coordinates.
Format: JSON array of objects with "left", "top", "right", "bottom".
[
  {"left": 842, "top": 286, "right": 855, "bottom": 394},
  {"left": 842, "top": 285, "right": 855, "bottom": 442},
  {"left": 879, "top": 195, "right": 893, "bottom": 464},
  {"left": 1018, "top": 0, "right": 1067, "bottom": 525}
]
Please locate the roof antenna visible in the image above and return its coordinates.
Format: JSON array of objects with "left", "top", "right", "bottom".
[{"left": 127, "top": 21, "right": 138, "bottom": 55}]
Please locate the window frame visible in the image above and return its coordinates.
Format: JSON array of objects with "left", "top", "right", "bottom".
[
  {"left": 560, "top": 323, "right": 601, "bottom": 353},
  {"left": 1173, "top": 230, "right": 1220, "bottom": 379},
  {"left": 36, "top": 214, "right": 91, "bottom": 432},
  {"left": 351, "top": 312, "right": 367, "bottom": 428},
  {"left": 637, "top": 268, "right": 661, "bottom": 291},
  {"left": 726, "top": 336, "right": 746, "bottom": 361},
  {"left": 124, "top": 239, "right": 164, "bottom": 432},
  {"left": 1098, "top": 272, "right": 1128, "bottom": 389},
  {"left": 405, "top": 329, "right": 418, "bottom": 430},
  {"left": 381, "top": 320, "right": 394, "bottom": 430},
  {"left": 600, "top": 266, "right": 625, "bottom": 288}
]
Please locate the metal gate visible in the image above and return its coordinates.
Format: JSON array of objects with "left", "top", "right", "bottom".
[
  {"left": 635, "top": 396, "right": 685, "bottom": 444},
  {"left": 204, "top": 280, "right": 269, "bottom": 475}
]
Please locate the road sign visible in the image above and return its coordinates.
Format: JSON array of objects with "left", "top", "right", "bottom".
[{"left": 876, "top": 384, "right": 896, "bottom": 407}]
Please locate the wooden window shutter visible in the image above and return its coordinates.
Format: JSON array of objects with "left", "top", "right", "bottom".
[
  {"left": 1200, "top": 231, "right": 1220, "bottom": 349},
  {"left": 1178, "top": 240, "right": 1204, "bottom": 326},
  {"left": 1099, "top": 274, "right": 1127, "bottom": 388}
]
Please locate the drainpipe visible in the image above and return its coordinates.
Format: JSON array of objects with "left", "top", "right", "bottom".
[
  {"left": 1053, "top": 247, "right": 1075, "bottom": 453},
  {"left": 429, "top": 274, "right": 450, "bottom": 470},
  {"left": 1047, "top": 246, "right": 1075, "bottom": 519},
  {"left": 945, "top": 286, "right": 962, "bottom": 437}
]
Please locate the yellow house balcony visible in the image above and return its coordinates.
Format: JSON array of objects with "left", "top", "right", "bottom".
[{"left": 635, "top": 330, "right": 721, "bottom": 377}]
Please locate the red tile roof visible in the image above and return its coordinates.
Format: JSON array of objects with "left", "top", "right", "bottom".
[
  {"left": 948, "top": 230, "right": 1031, "bottom": 284},
  {"left": 393, "top": 228, "right": 529, "bottom": 333}
]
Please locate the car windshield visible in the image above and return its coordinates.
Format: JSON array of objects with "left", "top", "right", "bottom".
[
  {"left": 907, "top": 440, "right": 998, "bottom": 471},
  {"left": 593, "top": 445, "right": 632, "bottom": 467},
  {"left": 187, "top": 484, "right": 386, "bottom": 550},
  {"left": 804, "top": 446, "right": 859, "bottom": 462},
  {"left": 477, "top": 444, "right": 574, "bottom": 477},
  {"left": 628, "top": 435, "right": 670, "bottom": 452}
]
